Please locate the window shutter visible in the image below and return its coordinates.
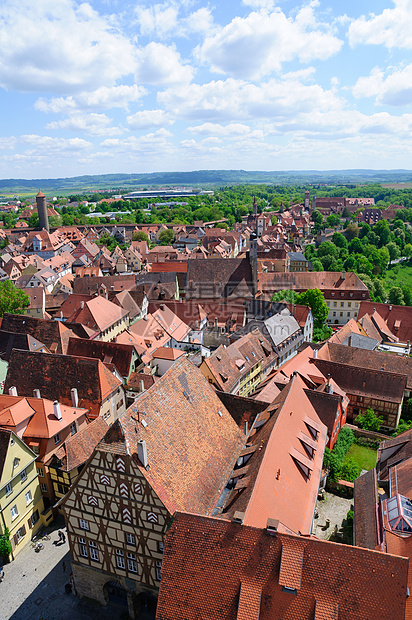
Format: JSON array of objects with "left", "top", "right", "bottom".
[
  {"left": 22, "top": 524, "right": 26, "bottom": 536},
  {"left": 28, "top": 517, "right": 33, "bottom": 529},
  {"left": 13, "top": 534, "right": 17, "bottom": 546}
]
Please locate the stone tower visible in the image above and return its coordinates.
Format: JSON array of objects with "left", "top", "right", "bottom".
[
  {"left": 36, "top": 190, "right": 49, "bottom": 232},
  {"left": 253, "top": 196, "right": 257, "bottom": 217},
  {"left": 304, "top": 190, "right": 310, "bottom": 211}
]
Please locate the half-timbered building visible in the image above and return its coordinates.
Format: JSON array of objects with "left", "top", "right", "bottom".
[{"left": 60, "top": 356, "right": 245, "bottom": 618}]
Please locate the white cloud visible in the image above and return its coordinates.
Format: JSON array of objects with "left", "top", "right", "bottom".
[
  {"left": 349, "top": 1, "right": 412, "bottom": 49},
  {"left": 0, "top": 0, "right": 137, "bottom": 93},
  {"left": 0, "top": 137, "right": 17, "bottom": 150},
  {"left": 188, "top": 123, "right": 253, "bottom": 136},
  {"left": 158, "top": 77, "right": 341, "bottom": 122},
  {"left": 127, "top": 110, "right": 173, "bottom": 130},
  {"left": 135, "top": 3, "right": 179, "bottom": 37},
  {"left": 242, "top": 0, "right": 275, "bottom": 9},
  {"left": 353, "top": 64, "right": 412, "bottom": 106},
  {"left": 183, "top": 8, "right": 214, "bottom": 35},
  {"left": 19, "top": 134, "right": 92, "bottom": 153},
  {"left": 101, "top": 128, "right": 174, "bottom": 152},
  {"left": 136, "top": 42, "right": 194, "bottom": 85},
  {"left": 196, "top": 6, "right": 343, "bottom": 79},
  {"left": 45, "top": 113, "right": 122, "bottom": 136},
  {"left": 35, "top": 86, "right": 146, "bottom": 115}
]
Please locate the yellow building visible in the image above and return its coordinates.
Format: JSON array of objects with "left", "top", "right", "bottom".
[{"left": 0, "top": 429, "right": 45, "bottom": 557}]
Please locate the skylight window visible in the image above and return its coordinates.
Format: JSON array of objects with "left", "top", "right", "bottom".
[{"left": 386, "top": 495, "right": 412, "bottom": 534}]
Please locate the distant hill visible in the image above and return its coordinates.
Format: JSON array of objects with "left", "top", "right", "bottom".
[{"left": 1, "top": 169, "right": 412, "bottom": 195}]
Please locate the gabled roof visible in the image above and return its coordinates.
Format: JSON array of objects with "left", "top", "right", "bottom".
[
  {"left": 102, "top": 357, "right": 244, "bottom": 515},
  {"left": 358, "top": 301, "right": 412, "bottom": 344},
  {"left": 221, "top": 376, "right": 327, "bottom": 535},
  {"left": 50, "top": 417, "right": 108, "bottom": 472},
  {"left": 186, "top": 257, "right": 254, "bottom": 300},
  {"left": 62, "top": 295, "right": 129, "bottom": 335},
  {"left": 23, "top": 397, "right": 87, "bottom": 439},
  {"left": 318, "top": 342, "right": 412, "bottom": 391},
  {"left": 314, "top": 358, "right": 406, "bottom": 404},
  {"left": 354, "top": 469, "right": 379, "bottom": 550},
  {"left": 4, "top": 350, "right": 121, "bottom": 418},
  {"left": 203, "top": 332, "right": 275, "bottom": 393},
  {"left": 0, "top": 313, "right": 75, "bottom": 354},
  {"left": 66, "top": 337, "right": 137, "bottom": 378},
  {"left": 0, "top": 330, "right": 49, "bottom": 360},
  {"left": 0, "top": 396, "right": 36, "bottom": 429},
  {"left": 156, "top": 512, "right": 409, "bottom": 620}
]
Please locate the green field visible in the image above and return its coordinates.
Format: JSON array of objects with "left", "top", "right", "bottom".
[
  {"left": 384, "top": 263, "right": 412, "bottom": 289},
  {"left": 343, "top": 444, "right": 377, "bottom": 472}
]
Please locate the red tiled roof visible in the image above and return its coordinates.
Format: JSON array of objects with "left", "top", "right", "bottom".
[
  {"left": 358, "top": 301, "right": 412, "bottom": 343},
  {"left": 51, "top": 417, "right": 108, "bottom": 472},
  {"left": 156, "top": 512, "right": 409, "bottom": 620},
  {"left": 109, "top": 356, "right": 244, "bottom": 515}
]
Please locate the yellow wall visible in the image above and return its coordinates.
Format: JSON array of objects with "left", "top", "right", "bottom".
[{"left": 0, "top": 432, "right": 45, "bottom": 556}]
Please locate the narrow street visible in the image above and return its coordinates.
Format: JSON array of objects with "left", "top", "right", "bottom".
[{"left": 1, "top": 517, "right": 126, "bottom": 620}]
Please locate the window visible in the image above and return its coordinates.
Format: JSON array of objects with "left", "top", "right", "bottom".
[
  {"left": 20, "top": 469, "right": 27, "bottom": 482},
  {"left": 126, "top": 533, "right": 135, "bottom": 545},
  {"left": 89, "top": 541, "right": 99, "bottom": 561},
  {"left": 127, "top": 552, "right": 137, "bottom": 573},
  {"left": 38, "top": 468, "right": 44, "bottom": 478},
  {"left": 333, "top": 302, "right": 337, "bottom": 307},
  {"left": 54, "top": 433, "right": 61, "bottom": 445},
  {"left": 30, "top": 510, "right": 40, "bottom": 528},
  {"left": 333, "top": 312, "right": 336, "bottom": 317},
  {"left": 340, "top": 302, "right": 344, "bottom": 307},
  {"left": 25, "top": 490, "right": 33, "bottom": 505},
  {"left": 347, "top": 312, "right": 350, "bottom": 317},
  {"left": 116, "top": 550, "right": 125, "bottom": 569},
  {"left": 70, "top": 423, "right": 77, "bottom": 436},
  {"left": 10, "top": 504, "right": 18, "bottom": 520},
  {"left": 156, "top": 560, "right": 162, "bottom": 581},
  {"left": 79, "top": 519, "right": 89, "bottom": 531},
  {"left": 41, "top": 483, "right": 47, "bottom": 493},
  {"left": 340, "top": 312, "right": 343, "bottom": 317},
  {"left": 16, "top": 526, "right": 25, "bottom": 543},
  {"left": 348, "top": 302, "right": 352, "bottom": 308},
  {"left": 158, "top": 541, "right": 164, "bottom": 553},
  {"left": 79, "top": 538, "right": 88, "bottom": 558},
  {"left": 13, "top": 458, "right": 20, "bottom": 469},
  {"left": 5, "top": 482, "right": 12, "bottom": 496}
]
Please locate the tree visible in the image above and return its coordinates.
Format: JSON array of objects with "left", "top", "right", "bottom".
[
  {"left": 0, "top": 281, "right": 29, "bottom": 316},
  {"left": 0, "top": 528, "right": 11, "bottom": 559},
  {"left": 403, "top": 243, "right": 412, "bottom": 257},
  {"left": 332, "top": 232, "right": 347, "bottom": 249},
  {"left": 373, "top": 219, "right": 390, "bottom": 246},
  {"left": 355, "top": 408, "right": 383, "bottom": 432},
  {"left": 345, "top": 222, "right": 359, "bottom": 240},
  {"left": 311, "top": 210, "right": 323, "bottom": 225},
  {"left": 270, "top": 290, "right": 298, "bottom": 304},
  {"left": 158, "top": 229, "right": 175, "bottom": 245},
  {"left": 132, "top": 231, "right": 149, "bottom": 242},
  {"left": 296, "top": 289, "right": 328, "bottom": 326},
  {"left": 388, "top": 286, "right": 405, "bottom": 306},
  {"left": 312, "top": 259, "right": 324, "bottom": 271},
  {"left": 387, "top": 241, "right": 401, "bottom": 262},
  {"left": 326, "top": 214, "right": 340, "bottom": 227}
]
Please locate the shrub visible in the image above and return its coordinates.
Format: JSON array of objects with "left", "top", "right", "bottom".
[
  {"left": 0, "top": 528, "right": 11, "bottom": 558},
  {"left": 340, "top": 459, "right": 361, "bottom": 483},
  {"left": 323, "top": 428, "right": 355, "bottom": 480},
  {"left": 355, "top": 408, "right": 383, "bottom": 432}
]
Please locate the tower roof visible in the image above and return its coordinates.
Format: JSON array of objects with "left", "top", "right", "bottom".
[{"left": 36, "top": 190, "right": 45, "bottom": 198}]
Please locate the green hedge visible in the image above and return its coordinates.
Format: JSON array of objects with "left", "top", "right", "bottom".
[{"left": 323, "top": 427, "right": 355, "bottom": 481}]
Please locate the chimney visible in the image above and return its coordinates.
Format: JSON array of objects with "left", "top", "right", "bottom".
[
  {"left": 60, "top": 311, "right": 63, "bottom": 319},
  {"left": 160, "top": 304, "right": 165, "bottom": 311},
  {"left": 71, "top": 388, "right": 79, "bottom": 408},
  {"left": 33, "top": 389, "right": 41, "bottom": 398},
  {"left": 137, "top": 439, "right": 149, "bottom": 469},
  {"left": 341, "top": 272, "right": 346, "bottom": 280},
  {"left": 325, "top": 374, "right": 331, "bottom": 393},
  {"left": 80, "top": 301, "right": 84, "bottom": 309},
  {"left": 8, "top": 386, "right": 17, "bottom": 396},
  {"left": 389, "top": 305, "right": 392, "bottom": 311},
  {"left": 244, "top": 421, "right": 248, "bottom": 436},
  {"left": 53, "top": 401, "right": 62, "bottom": 420},
  {"left": 140, "top": 380, "right": 145, "bottom": 393},
  {"left": 312, "top": 348, "right": 318, "bottom": 360},
  {"left": 348, "top": 335, "right": 352, "bottom": 348},
  {"left": 233, "top": 511, "right": 245, "bottom": 524}
]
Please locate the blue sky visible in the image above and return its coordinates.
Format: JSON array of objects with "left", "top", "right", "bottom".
[{"left": 1, "top": 0, "right": 412, "bottom": 178}]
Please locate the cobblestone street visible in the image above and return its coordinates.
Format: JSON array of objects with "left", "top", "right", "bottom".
[{"left": 0, "top": 517, "right": 127, "bottom": 620}]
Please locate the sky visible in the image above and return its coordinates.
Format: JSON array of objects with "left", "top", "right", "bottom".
[{"left": 1, "top": 0, "right": 412, "bottom": 179}]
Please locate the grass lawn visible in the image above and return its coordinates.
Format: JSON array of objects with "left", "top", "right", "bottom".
[
  {"left": 384, "top": 263, "right": 412, "bottom": 289},
  {"left": 343, "top": 444, "right": 377, "bottom": 472}
]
